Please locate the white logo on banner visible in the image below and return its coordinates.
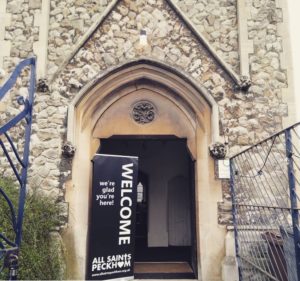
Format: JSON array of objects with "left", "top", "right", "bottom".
[{"left": 92, "top": 254, "right": 132, "bottom": 272}]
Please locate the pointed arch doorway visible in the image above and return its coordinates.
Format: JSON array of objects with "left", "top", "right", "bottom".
[
  {"left": 65, "top": 61, "right": 225, "bottom": 280},
  {"left": 98, "top": 136, "right": 197, "bottom": 278}
]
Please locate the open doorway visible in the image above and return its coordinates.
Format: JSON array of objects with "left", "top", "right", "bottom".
[{"left": 98, "top": 136, "right": 197, "bottom": 279}]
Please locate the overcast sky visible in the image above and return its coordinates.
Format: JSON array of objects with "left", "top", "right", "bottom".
[{"left": 287, "top": 1, "right": 300, "bottom": 121}]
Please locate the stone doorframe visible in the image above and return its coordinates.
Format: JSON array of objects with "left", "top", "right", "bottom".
[{"left": 64, "top": 59, "right": 226, "bottom": 280}]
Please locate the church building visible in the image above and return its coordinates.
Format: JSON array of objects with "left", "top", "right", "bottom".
[{"left": 0, "top": 0, "right": 297, "bottom": 280}]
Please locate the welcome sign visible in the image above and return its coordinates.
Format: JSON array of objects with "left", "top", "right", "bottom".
[{"left": 87, "top": 154, "right": 138, "bottom": 280}]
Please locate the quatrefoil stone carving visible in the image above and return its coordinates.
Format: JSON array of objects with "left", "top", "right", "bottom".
[{"left": 132, "top": 101, "right": 156, "bottom": 124}]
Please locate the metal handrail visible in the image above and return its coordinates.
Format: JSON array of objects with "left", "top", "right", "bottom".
[{"left": 231, "top": 122, "right": 300, "bottom": 159}]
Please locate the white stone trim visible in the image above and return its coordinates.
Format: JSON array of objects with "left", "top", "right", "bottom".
[
  {"left": 50, "top": 0, "right": 242, "bottom": 88},
  {"left": 67, "top": 59, "right": 222, "bottom": 146},
  {"left": 237, "top": 0, "right": 253, "bottom": 77},
  {"left": 33, "top": 0, "right": 51, "bottom": 79},
  {"left": 66, "top": 59, "right": 225, "bottom": 279},
  {"left": 0, "top": 1, "right": 11, "bottom": 68},
  {"left": 277, "top": 0, "right": 297, "bottom": 127},
  {"left": 222, "top": 231, "right": 239, "bottom": 281}
]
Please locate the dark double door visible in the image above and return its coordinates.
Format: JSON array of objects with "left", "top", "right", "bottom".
[{"left": 98, "top": 137, "right": 197, "bottom": 278}]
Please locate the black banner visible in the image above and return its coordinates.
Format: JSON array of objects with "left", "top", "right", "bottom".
[{"left": 87, "top": 154, "right": 138, "bottom": 280}]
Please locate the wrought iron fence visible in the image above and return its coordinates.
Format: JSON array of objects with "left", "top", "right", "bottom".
[
  {"left": 0, "top": 58, "right": 36, "bottom": 280},
  {"left": 230, "top": 122, "right": 300, "bottom": 281}
]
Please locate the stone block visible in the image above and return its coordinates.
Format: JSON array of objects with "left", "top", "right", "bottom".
[
  {"left": 7, "top": 0, "right": 23, "bottom": 13},
  {"left": 0, "top": 101, "right": 7, "bottom": 112},
  {"left": 225, "top": 231, "right": 236, "bottom": 257},
  {"left": 222, "top": 256, "right": 239, "bottom": 281},
  {"left": 29, "top": 0, "right": 41, "bottom": 9}
]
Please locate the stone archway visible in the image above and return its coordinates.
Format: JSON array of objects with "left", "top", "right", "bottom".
[{"left": 64, "top": 61, "right": 225, "bottom": 280}]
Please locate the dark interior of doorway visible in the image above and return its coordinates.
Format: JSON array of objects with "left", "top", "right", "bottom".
[{"left": 98, "top": 136, "right": 197, "bottom": 279}]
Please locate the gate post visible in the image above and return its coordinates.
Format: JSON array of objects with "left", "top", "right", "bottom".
[
  {"left": 229, "top": 159, "right": 241, "bottom": 281},
  {"left": 285, "top": 129, "right": 300, "bottom": 280}
]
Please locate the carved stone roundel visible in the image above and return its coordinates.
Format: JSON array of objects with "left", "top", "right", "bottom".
[{"left": 132, "top": 101, "right": 156, "bottom": 124}]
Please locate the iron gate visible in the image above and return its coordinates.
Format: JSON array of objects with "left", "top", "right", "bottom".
[
  {"left": 0, "top": 58, "right": 36, "bottom": 280},
  {"left": 230, "top": 122, "right": 300, "bottom": 281}
]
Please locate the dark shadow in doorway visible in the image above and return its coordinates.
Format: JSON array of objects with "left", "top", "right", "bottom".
[{"left": 98, "top": 136, "right": 197, "bottom": 279}]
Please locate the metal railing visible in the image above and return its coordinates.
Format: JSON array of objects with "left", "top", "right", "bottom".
[
  {"left": 230, "top": 122, "right": 300, "bottom": 281},
  {"left": 0, "top": 58, "right": 36, "bottom": 280}
]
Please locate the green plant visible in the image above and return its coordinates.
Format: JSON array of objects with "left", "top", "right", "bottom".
[{"left": 0, "top": 178, "right": 64, "bottom": 280}]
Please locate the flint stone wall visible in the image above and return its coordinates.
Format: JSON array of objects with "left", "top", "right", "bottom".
[
  {"left": 2, "top": 0, "right": 41, "bottom": 71},
  {"left": 47, "top": 0, "right": 112, "bottom": 76},
  {"left": 174, "top": 0, "right": 239, "bottom": 73},
  {"left": 0, "top": 0, "right": 290, "bottom": 227},
  {"left": 40, "top": 0, "right": 235, "bottom": 199}
]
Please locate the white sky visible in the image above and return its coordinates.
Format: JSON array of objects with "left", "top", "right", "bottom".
[{"left": 287, "top": 1, "right": 300, "bottom": 121}]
